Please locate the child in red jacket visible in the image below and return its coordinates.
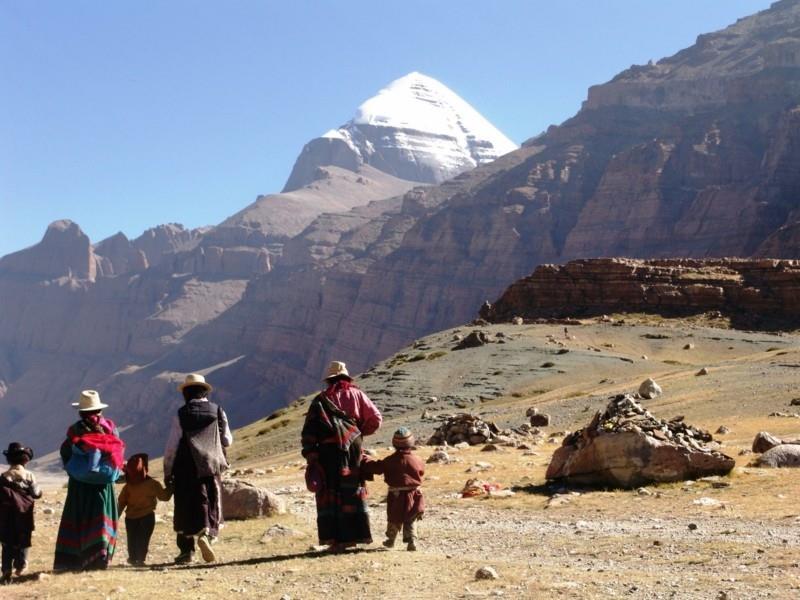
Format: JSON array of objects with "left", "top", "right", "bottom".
[{"left": 362, "top": 427, "right": 425, "bottom": 551}]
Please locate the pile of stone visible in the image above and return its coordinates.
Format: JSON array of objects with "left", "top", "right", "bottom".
[
  {"left": 546, "top": 394, "right": 735, "bottom": 488},
  {"left": 427, "top": 413, "right": 540, "bottom": 447}
]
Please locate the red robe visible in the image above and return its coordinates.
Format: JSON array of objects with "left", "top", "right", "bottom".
[{"left": 362, "top": 449, "right": 425, "bottom": 524}]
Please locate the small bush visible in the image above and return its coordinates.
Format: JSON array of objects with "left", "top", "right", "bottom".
[{"left": 427, "top": 350, "right": 448, "bottom": 360}]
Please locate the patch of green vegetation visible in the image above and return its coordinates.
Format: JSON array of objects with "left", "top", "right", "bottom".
[
  {"left": 426, "top": 350, "right": 448, "bottom": 360},
  {"left": 408, "top": 353, "right": 428, "bottom": 362},
  {"left": 564, "top": 391, "right": 587, "bottom": 399},
  {"left": 663, "top": 359, "right": 686, "bottom": 365},
  {"left": 775, "top": 351, "right": 790, "bottom": 356},
  {"left": 256, "top": 418, "right": 292, "bottom": 436},
  {"left": 766, "top": 347, "right": 783, "bottom": 352},
  {"left": 541, "top": 361, "right": 556, "bottom": 368}
]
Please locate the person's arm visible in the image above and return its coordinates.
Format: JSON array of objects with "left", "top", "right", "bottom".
[
  {"left": 153, "top": 478, "right": 172, "bottom": 501},
  {"left": 355, "top": 389, "right": 382, "bottom": 436},
  {"left": 360, "top": 456, "right": 385, "bottom": 478},
  {"left": 27, "top": 473, "right": 42, "bottom": 499},
  {"left": 301, "top": 398, "right": 321, "bottom": 462},
  {"left": 162, "top": 416, "right": 182, "bottom": 480},
  {"left": 118, "top": 485, "right": 128, "bottom": 515},
  {"left": 218, "top": 407, "right": 233, "bottom": 447}
]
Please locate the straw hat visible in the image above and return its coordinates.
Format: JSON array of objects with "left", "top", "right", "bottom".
[
  {"left": 72, "top": 390, "right": 108, "bottom": 411},
  {"left": 392, "top": 427, "right": 415, "bottom": 449},
  {"left": 178, "top": 373, "right": 213, "bottom": 392},
  {"left": 323, "top": 361, "right": 350, "bottom": 381}
]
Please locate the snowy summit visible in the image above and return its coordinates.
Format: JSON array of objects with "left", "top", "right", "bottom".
[{"left": 283, "top": 72, "right": 517, "bottom": 192}]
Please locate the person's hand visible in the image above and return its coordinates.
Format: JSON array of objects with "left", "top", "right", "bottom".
[{"left": 305, "top": 452, "right": 319, "bottom": 464}]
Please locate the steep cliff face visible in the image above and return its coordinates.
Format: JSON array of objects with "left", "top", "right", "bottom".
[{"left": 482, "top": 258, "right": 800, "bottom": 329}]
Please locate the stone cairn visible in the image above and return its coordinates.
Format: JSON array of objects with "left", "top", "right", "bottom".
[
  {"left": 427, "top": 413, "right": 539, "bottom": 447},
  {"left": 563, "top": 394, "right": 713, "bottom": 449}
]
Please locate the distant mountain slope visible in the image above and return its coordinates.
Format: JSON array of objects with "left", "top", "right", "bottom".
[{"left": 282, "top": 72, "right": 518, "bottom": 191}]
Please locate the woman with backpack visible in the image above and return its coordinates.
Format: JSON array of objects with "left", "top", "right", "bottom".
[{"left": 54, "top": 390, "right": 125, "bottom": 571}]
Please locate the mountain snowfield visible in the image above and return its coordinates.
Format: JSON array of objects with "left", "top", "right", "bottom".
[{"left": 282, "top": 71, "right": 518, "bottom": 191}]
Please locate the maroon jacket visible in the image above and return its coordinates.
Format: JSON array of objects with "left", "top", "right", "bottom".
[{"left": 362, "top": 449, "right": 425, "bottom": 523}]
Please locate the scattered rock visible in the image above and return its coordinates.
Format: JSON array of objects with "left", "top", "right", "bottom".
[
  {"left": 755, "top": 444, "right": 800, "bottom": 468},
  {"left": 512, "top": 316, "right": 524, "bottom": 325},
  {"left": 481, "top": 443, "right": 501, "bottom": 452},
  {"left": 37, "top": 573, "right": 50, "bottom": 581},
  {"left": 790, "top": 398, "right": 800, "bottom": 406},
  {"left": 42, "top": 507, "right": 55, "bottom": 515},
  {"left": 768, "top": 411, "right": 800, "bottom": 418},
  {"left": 428, "top": 414, "right": 504, "bottom": 446},
  {"left": 221, "top": 479, "right": 286, "bottom": 519},
  {"left": 540, "top": 361, "right": 556, "bottom": 368},
  {"left": 684, "top": 343, "right": 695, "bottom": 350},
  {"left": 454, "top": 330, "right": 490, "bottom": 350},
  {"left": 546, "top": 394, "right": 734, "bottom": 488},
  {"left": 526, "top": 407, "right": 551, "bottom": 427},
  {"left": 260, "top": 524, "right": 304, "bottom": 543},
  {"left": 752, "top": 431, "right": 784, "bottom": 453},
  {"left": 426, "top": 450, "right": 451, "bottom": 464},
  {"left": 696, "top": 367, "right": 709, "bottom": 376},
  {"left": 715, "top": 425, "right": 730, "bottom": 434},
  {"left": 475, "top": 566, "right": 500, "bottom": 580},
  {"left": 638, "top": 378, "right": 662, "bottom": 399},
  {"left": 693, "top": 496, "right": 722, "bottom": 507},
  {"left": 688, "top": 523, "right": 698, "bottom": 531}
]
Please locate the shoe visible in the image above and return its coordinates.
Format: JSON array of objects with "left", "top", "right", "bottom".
[
  {"left": 174, "top": 551, "right": 194, "bottom": 565},
  {"left": 197, "top": 534, "right": 217, "bottom": 563},
  {"left": 382, "top": 538, "right": 396, "bottom": 548},
  {"left": 407, "top": 541, "right": 417, "bottom": 551},
  {"left": 14, "top": 561, "right": 27, "bottom": 576}
]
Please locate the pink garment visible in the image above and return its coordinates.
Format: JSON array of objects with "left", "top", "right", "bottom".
[{"left": 325, "top": 382, "right": 382, "bottom": 435}]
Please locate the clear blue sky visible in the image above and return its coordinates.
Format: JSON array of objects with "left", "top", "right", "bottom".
[{"left": 0, "top": 0, "right": 773, "bottom": 257}]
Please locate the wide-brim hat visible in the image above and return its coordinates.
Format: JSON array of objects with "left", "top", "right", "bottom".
[
  {"left": 72, "top": 389, "right": 108, "bottom": 411},
  {"left": 392, "top": 427, "right": 415, "bottom": 449},
  {"left": 323, "top": 361, "right": 350, "bottom": 381},
  {"left": 3, "top": 442, "right": 33, "bottom": 461},
  {"left": 178, "top": 372, "right": 213, "bottom": 392}
]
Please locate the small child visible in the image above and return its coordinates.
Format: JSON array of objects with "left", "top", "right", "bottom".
[
  {"left": 0, "top": 442, "right": 41, "bottom": 583},
  {"left": 362, "top": 427, "right": 425, "bottom": 551},
  {"left": 118, "top": 454, "right": 172, "bottom": 566}
]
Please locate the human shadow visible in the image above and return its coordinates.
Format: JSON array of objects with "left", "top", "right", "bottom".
[{"left": 140, "top": 546, "right": 385, "bottom": 571}]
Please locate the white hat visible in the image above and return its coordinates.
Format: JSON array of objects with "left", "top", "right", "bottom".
[
  {"left": 178, "top": 373, "right": 213, "bottom": 392},
  {"left": 323, "top": 361, "right": 350, "bottom": 381},
  {"left": 72, "top": 390, "right": 108, "bottom": 411}
]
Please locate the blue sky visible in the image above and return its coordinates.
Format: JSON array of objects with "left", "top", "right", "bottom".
[{"left": 0, "top": 0, "right": 773, "bottom": 257}]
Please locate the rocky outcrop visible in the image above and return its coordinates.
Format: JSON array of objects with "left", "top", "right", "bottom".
[
  {"left": 755, "top": 444, "right": 800, "bottom": 468},
  {"left": 546, "top": 394, "right": 734, "bottom": 488},
  {"left": 483, "top": 258, "right": 800, "bottom": 329},
  {"left": 0, "top": 220, "right": 97, "bottom": 280}
]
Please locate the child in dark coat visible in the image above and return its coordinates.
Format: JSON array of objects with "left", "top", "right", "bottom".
[
  {"left": 118, "top": 454, "right": 172, "bottom": 566},
  {"left": 0, "top": 442, "right": 41, "bottom": 584},
  {"left": 362, "top": 427, "right": 425, "bottom": 551}
]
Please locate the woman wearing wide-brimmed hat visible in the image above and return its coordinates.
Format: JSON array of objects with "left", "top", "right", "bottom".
[
  {"left": 301, "top": 361, "right": 382, "bottom": 552},
  {"left": 163, "top": 373, "right": 232, "bottom": 564},
  {"left": 54, "top": 390, "right": 125, "bottom": 571}
]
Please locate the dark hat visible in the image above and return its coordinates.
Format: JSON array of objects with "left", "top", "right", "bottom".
[
  {"left": 392, "top": 427, "right": 415, "bottom": 449},
  {"left": 3, "top": 442, "right": 33, "bottom": 461}
]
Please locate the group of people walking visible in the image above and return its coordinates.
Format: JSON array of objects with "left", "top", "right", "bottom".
[{"left": 0, "top": 360, "right": 425, "bottom": 584}]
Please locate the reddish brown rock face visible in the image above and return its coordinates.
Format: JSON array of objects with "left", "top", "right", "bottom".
[{"left": 482, "top": 258, "right": 800, "bottom": 329}]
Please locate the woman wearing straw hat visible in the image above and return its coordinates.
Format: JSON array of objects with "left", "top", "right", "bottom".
[
  {"left": 301, "top": 361, "right": 382, "bottom": 552},
  {"left": 163, "top": 373, "right": 232, "bottom": 564},
  {"left": 54, "top": 390, "right": 125, "bottom": 571}
]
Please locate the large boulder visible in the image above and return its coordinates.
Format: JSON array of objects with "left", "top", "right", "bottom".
[
  {"left": 755, "top": 444, "right": 800, "bottom": 468},
  {"left": 221, "top": 479, "right": 286, "bottom": 519},
  {"left": 546, "top": 394, "right": 734, "bottom": 488},
  {"left": 752, "top": 431, "right": 784, "bottom": 453},
  {"left": 638, "top": 378, "right": 662, "bottom": 400}
]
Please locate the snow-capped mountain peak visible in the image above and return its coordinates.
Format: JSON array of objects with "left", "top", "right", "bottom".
[{"left": 283, "top": 72, "right": 517, "bottom": 192}]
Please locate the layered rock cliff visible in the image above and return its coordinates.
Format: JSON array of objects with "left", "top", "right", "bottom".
[{"left": 481, "top": 258, "right": 800, "bottom": 329}]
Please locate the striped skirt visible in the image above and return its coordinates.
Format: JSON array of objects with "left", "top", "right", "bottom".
[{"left": 53, "top": 477, "right": 119, "bottom": 571}]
